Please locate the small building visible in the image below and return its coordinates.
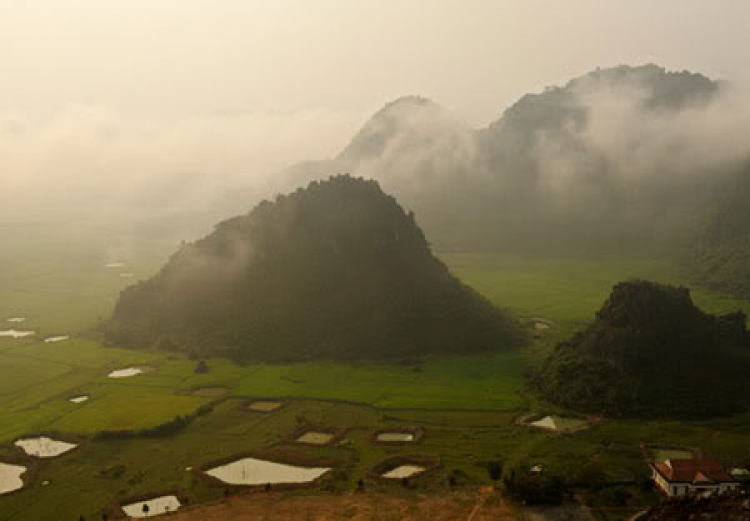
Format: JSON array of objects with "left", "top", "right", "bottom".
[{"left": 650, "top": 459, "right": 740, "bottom": 496}]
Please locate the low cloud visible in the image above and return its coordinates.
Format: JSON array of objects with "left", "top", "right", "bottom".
[{"left": 0, "top": 105, "right": 361, "bottom": 222}]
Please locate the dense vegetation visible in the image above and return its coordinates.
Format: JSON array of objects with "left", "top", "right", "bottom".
[
  {"left": 533, "top": 280, "right": 750, "bottom": 418},
  {"left": 105, "top": 175, "right": 522, "bottom": 361},
  {"left": 688, "top": 162, "right": 750, "bottom": 298}
]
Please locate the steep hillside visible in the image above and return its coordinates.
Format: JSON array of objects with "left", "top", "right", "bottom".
[
  {"left": 274, "top": 65, "right": 730, "bottom": 253},
  {"left": 105, "top": 175, "right": 523, "bottom": 361},
  {"left": 532, "top": 280, "right": 750, "bottom": 418},
  {"left": 688, "top": 162, "right": 750, "bottom": 298}
]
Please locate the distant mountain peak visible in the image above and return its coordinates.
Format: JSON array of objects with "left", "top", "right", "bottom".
[{"left": 338, "top": 95, "right": 466, "bottom": 163}]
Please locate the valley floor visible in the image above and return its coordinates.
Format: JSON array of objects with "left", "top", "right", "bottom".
[{"left": 1, "top": 223, "right": 749, "bottom": 521}]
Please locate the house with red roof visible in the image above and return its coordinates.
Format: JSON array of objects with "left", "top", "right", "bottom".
[{"left": 650, "top": 459, "right": 740, "bottom": 496}]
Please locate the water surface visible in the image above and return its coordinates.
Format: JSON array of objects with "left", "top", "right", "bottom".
[
  {"left": 15, "top": 437, "right": 77, "bottom": 458},
  {"left": 0, "top": 463, "right": 26, "bottom": 495},
  {"left": 121, "top": 495, "right": 181, "bottom": 518},
  {"left": 296, "top": 432, "right": 334, "bottom": 445},
  {"left": 0, "top": 330, "right": 35, "bottom": 339},
  {"left": 44, "top": 335, "right": 70, "bottom": 343},
  {"left": 530, "top": 415, "right": 587, "bottom": 431},
  {"left": 108, "top": 366, "right": 151, "bottom": 378},
  {"left": 206, "top": 457, "right": 330, "bottom": 486},
  {"left": 376, "top": 432, "right": 414, "bottom": 442},
  {"left": 382, "top": 465, "right": 425, "bottom": 479}
]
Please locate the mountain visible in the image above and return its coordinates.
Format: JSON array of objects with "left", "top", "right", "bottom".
[
  {"left": 532, "top": 280, "right": 750, "bottom": 418},
  {"left": 273, "top": 96, "right": 482, "bottom": 250},
  {"left": 472, "top": 64, "right": 723, "bottom": 250},
  {"left": 105, "top": 175, "right": 523, "bottom": 361},
  {"left": 272, "top": 65, "right": 728, "bottom": 253},
  {"left": 688, "top": 162, "right": 750, "bottom": 298}
]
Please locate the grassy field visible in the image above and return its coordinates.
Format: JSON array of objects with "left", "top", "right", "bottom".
[{"left": 1, "top": 222, "right": 749, "bottom": 520}]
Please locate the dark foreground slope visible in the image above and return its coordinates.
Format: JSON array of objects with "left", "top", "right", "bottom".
[
  {"left": 106, "top": 175, "right": 522, "bottom": 361},
  {"left": 533, "top": 280, "right": 750, "bottom": 418},
  {"left": 640, "top": 491, "right": 749, "bottom": 521}
]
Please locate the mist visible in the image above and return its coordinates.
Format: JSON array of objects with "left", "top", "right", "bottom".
[{"left": 0, "top": 105, "right": 361, "bottom": 224}]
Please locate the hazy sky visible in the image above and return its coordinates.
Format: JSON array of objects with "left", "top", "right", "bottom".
[
  {"left": 2, "top": 0, "right": 749, "bottom": 125},
  {"left": 2, "top": 1, "right": 750, "bottom": 220}
]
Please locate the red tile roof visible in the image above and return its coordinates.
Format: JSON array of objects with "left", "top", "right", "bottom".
[{"left": 653, "top": 459, "right": 736, "bottom": 484}]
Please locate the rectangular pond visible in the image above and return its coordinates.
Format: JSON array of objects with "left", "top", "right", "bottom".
[
  {"left": 205, "top": 457, "right": 330, "bottom": 486},
  {"left": 296, "top": 432, "right": 334, "bottom": 445},
  {"left": 376, "top": 432, "right": 415, "bottom": 442},
  {"left": 382, "top": 465, "right": 425, "bottom": 479},
  {"left": 121, "top": 495, "right": 181, "bottom": 518},
  {"left": 15, "top": 437, "right": 77, "bottom": 458}
]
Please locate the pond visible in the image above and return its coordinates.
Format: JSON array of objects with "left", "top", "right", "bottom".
[
  {"left": 44, "top": 335, "right": 70, "bottom": 343},
  {"left": 205, "top": 457, "right": 330, "bottom": 486},
  {"left": 376, "top": 432, "right": 415, "bottom": 442},
  {"left": 247, "top": 401, "right": 283, "bottom": 412},
  {"left": 108, "top": 366, "right": 152, "bottom": 379},
  {"left": 530, "top": 415, "right": 587, "bottom": 432},
  {"left": 121, "top": 495, "right": 181, "bottom": 518},
  {"left": 0, "top": 330, "right": 35, "bottom": 339},
  {"left": 382, "top": 465, "right": 425, "bottom": 479},
  {"left": 15, "top": 437, "right": 77, "bottom": 458},
  {"left": 69, "top": 395, "right": 89, "bottom": 404},
  {"left": 296, "top": 431, "right": 334, "bottom": 445},
  {"left": 0, "top": 463, "right": 26, "bottom": 495}
]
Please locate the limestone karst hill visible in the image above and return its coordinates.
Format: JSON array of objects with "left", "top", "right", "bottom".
[
  {"left": 533, "top": 280, "right": 749, "bottom": 418},
  {"left": 105, "top": 175, "right": 523, "bottom": 361}
]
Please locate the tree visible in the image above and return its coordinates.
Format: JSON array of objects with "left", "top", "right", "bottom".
[
  {"left": 142, "top": 503, "right": 149, "bottom": 516},
  {"left": 488, "top": 460, "right": 503, "bottom": 484},
  {"left": 194, "top": 360, "right": 209, "bottom": 374}
]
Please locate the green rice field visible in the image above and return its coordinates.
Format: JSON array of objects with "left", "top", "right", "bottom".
[{"left": 1, "top": 221, "right": 749, "bottom": 520}]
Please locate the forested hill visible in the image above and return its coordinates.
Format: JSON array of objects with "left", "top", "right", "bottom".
[
  {"left": 105, "top": 175, "right": 523, "bottom": 361},
  {"left": 532, "top": 280, "right": 750, "bottom": 418},
  {"left": 273, "top": 65, "right": 727, "bottom": 254},
  {"left": 688, "top": 162, "right": 750, "bottom": 298}
]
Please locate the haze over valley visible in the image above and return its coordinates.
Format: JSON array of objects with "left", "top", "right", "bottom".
[{"left": 2, "top": 2, "right": 750, "bottom": 520}]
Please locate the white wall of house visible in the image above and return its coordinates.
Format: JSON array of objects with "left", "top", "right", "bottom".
[{"left": 651, "top": 467, "right": 740, "bottom": 496}]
